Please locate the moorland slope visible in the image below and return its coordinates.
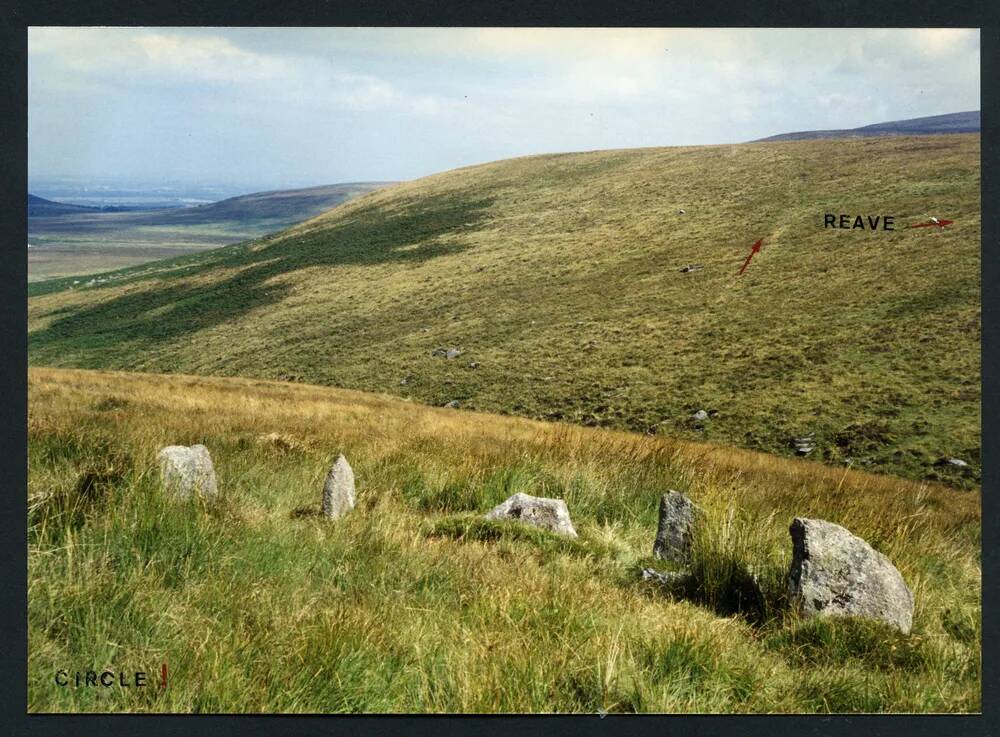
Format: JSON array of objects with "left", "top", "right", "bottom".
[{"left": 28, "top": 135, "right": 981, "bottom": 482}]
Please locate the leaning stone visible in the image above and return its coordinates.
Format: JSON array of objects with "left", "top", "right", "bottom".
[
  {"left": 485, "top": 492, "right": 578, "bottom": 537},
  {"left": 157, "top": 444, "right": 218, "bottom": 501},
  {"left": 788, "top": 517, "right": 914, "bottom": 634},
  {"left": 322, "top": 454, "right": 356, "bottom": 520},
  {"left": 653, "top": 491, "right": 700, "bottom": 563}
]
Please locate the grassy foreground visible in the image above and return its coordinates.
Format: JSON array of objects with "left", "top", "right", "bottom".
[
  {"left": 28, "top": 367, "right": 980, "bottom": 713},
  {"left": 28, "top": 135, "right": 981, "bottom": 483}
]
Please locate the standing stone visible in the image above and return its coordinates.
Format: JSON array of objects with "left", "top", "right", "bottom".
[
  {"left": 653, "top": 491, "right": 700, "bottom": 563},
  {"left": 485, "top": 492, "right": 578, "bottom": 537},
  {"left": 322, "top": 454, "right": 356, "bottom": 520},
  {"left": 157, "top": 444, "right": 218, "bottom": 501},
  {"left": 788, "top": 517, "right": 914, "bottom": 634}
]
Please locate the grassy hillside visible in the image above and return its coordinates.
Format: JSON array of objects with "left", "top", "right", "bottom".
[
  {"left": 28, "top": 367, "right": 980, "bottom": 713},
  {"left": 28, "top": 135, "right": 981, "bottom": 483},
  {"left": 27, "top": 182, "right": 389, "bottom": 281}
]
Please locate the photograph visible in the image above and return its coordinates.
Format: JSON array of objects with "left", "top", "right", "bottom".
[{"left": 25, "top": 26, "right": 981, "bottom": 714}]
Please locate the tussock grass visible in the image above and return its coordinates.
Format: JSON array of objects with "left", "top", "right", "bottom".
[{"left": 28, "top": 368, "right": 979, "bottom": 713}]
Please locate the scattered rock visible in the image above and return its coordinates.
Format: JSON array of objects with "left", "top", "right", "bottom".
[
  {"left": 468, "top": 362, "right": 480, "bottom": 369},
  {"left": 444, "top": 400, "right": 461, "bottom": 409},
  {"left": 641, "top": 567, "right": 691, "bottom": 586},
  {"left": 691, "top": 409, "right": 709, "bottom": 421},
  {"left": 257, "top": 432, "right": 303, "bottom": 452},
  {"left": 653, "top": 490, "right": 700, "bottom": 563},
  {"left": 157, "top": 444, "right": 218, "bottom": 501},
  {"left": 322, "top": 454, "right": 356, "bottom": 520},
  {"left": 677, "top": 209, "right": 686, "bottom": 215},
  {"left": 446, "top": 348, "right": 462, "bottom": 359},
  {"left": 792, "top": 435, "right": 816, "bottom": 455},
  {"left": 946, "top": 458, "right": 969, "bottom": 468},
  {"left": 788, "top": 517, "right": 914, "bottom": 634},
  {"left": 679, "top": 263, "right": 704, "bottom": 273},
  {"left": 485, "top": 492, "right": 578, "bottom": 537},
  {"left": 399, "top": 377, "right": 410, "bottom": 386}
]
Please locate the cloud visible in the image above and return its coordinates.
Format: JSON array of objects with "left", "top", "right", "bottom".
[{"left": 28, "top": 27, "right": 981, "bottom": 185}]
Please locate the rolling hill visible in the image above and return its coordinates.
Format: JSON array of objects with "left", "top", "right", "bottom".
[
  {"left": 28, "top": 194, "right": 111, "bottom": 217},
  {"left": 27, "top": 135, "right": 981, "bottom": 483},
  {"left": 756, "top": 110, "right": 980, "bottom": 142},
  {"left": 27, "top": 182, "right": 391, "bottom": 281}
]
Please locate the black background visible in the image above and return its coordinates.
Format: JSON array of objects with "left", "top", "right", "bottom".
[{"left": 1, "top": 2, "right": 996, "bottom": 735}]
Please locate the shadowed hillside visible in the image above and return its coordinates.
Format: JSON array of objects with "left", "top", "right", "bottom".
[{"left": 28, "top": 135, "right": 981, "bottom": 482}]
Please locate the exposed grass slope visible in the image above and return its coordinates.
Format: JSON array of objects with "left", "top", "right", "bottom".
[
  {"left": 27, "top": 182, "right": 390, "bottom": 281},
  {"left": 28, "top": 136, "right": 981, "bottom": 482},
  {"left": 28, "top": 368, "right": 980, "bottom": 713}
]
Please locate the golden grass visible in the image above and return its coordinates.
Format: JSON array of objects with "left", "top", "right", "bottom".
[{"left": 28, "top": 367, "right": 980, "bottom": 713}]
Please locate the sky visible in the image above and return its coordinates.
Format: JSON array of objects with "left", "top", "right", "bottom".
[{"left": 28, "top": 27, "right": 980, "bottom": 191}]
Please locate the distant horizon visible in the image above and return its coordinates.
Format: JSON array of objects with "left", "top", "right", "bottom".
[
  {"left": 29, "top": 28, "right": 980, "bottom": 190},
  {"left": 28, "top": 106, "right": 983, "bottom": 203}
]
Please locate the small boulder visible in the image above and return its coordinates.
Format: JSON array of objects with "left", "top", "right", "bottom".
[
  {"left": 322, "top": 454, "right": 356, "bottom": 520},
  {"left": 691, "top": 409, "right": 709, "bottom": 421},
  {"left": 444, "top": 400, "right": 461, "bottom": 409},
  {"left": 946, "top": 458, "right": 969, "bottom": 468},
  {"left": 653, "top": 491, "right": 700, "bottom": 563},
  {"left": 793, "top": 435, "right": 816, "bottom": 455},
  {"left": 641, "top": 567, "right": 691, "bottom": 587},
  {"left": 788, "top": 517, "right": 914, "bottom": 634},
  {"left": 157, "top": 444, "right": 218, "bottom": 501},
  {"left": 445, "top": 348, "right": 462, "bottom": 359},
  {"left": 485, "top": 492, "right": 578, "bottom": 537}
]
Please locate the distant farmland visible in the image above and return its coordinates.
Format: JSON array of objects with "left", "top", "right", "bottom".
[{"left": 27, "top": 182, "right": 391, "bottom": 281}]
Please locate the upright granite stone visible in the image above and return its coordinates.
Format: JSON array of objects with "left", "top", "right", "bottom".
[
  {"left": 485, "top": 492, "right": 578, "bottom": 537},
  {"left": 788, "top": 517, "right": 914, "bottom": 634},
  {"left": 322, "top": 454, "right": 356, "bottom": 520},
  {"left": 157, "top": 444, "right": 218, "bottom": 501},
  {"left": 653, "top": 491, "right": 699, "bottom": 563}
]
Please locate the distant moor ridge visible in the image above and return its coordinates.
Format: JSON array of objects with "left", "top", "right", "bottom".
[{"left": 28, "top": 134, "right": 981, "bottom": 483}]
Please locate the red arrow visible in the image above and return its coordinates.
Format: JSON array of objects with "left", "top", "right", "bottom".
[
  {"left": 738, "top": 239, "right": 763, "bottom": 275},
  {"left": 909, "top": 218, "right": 953, "bottom": 229}
]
